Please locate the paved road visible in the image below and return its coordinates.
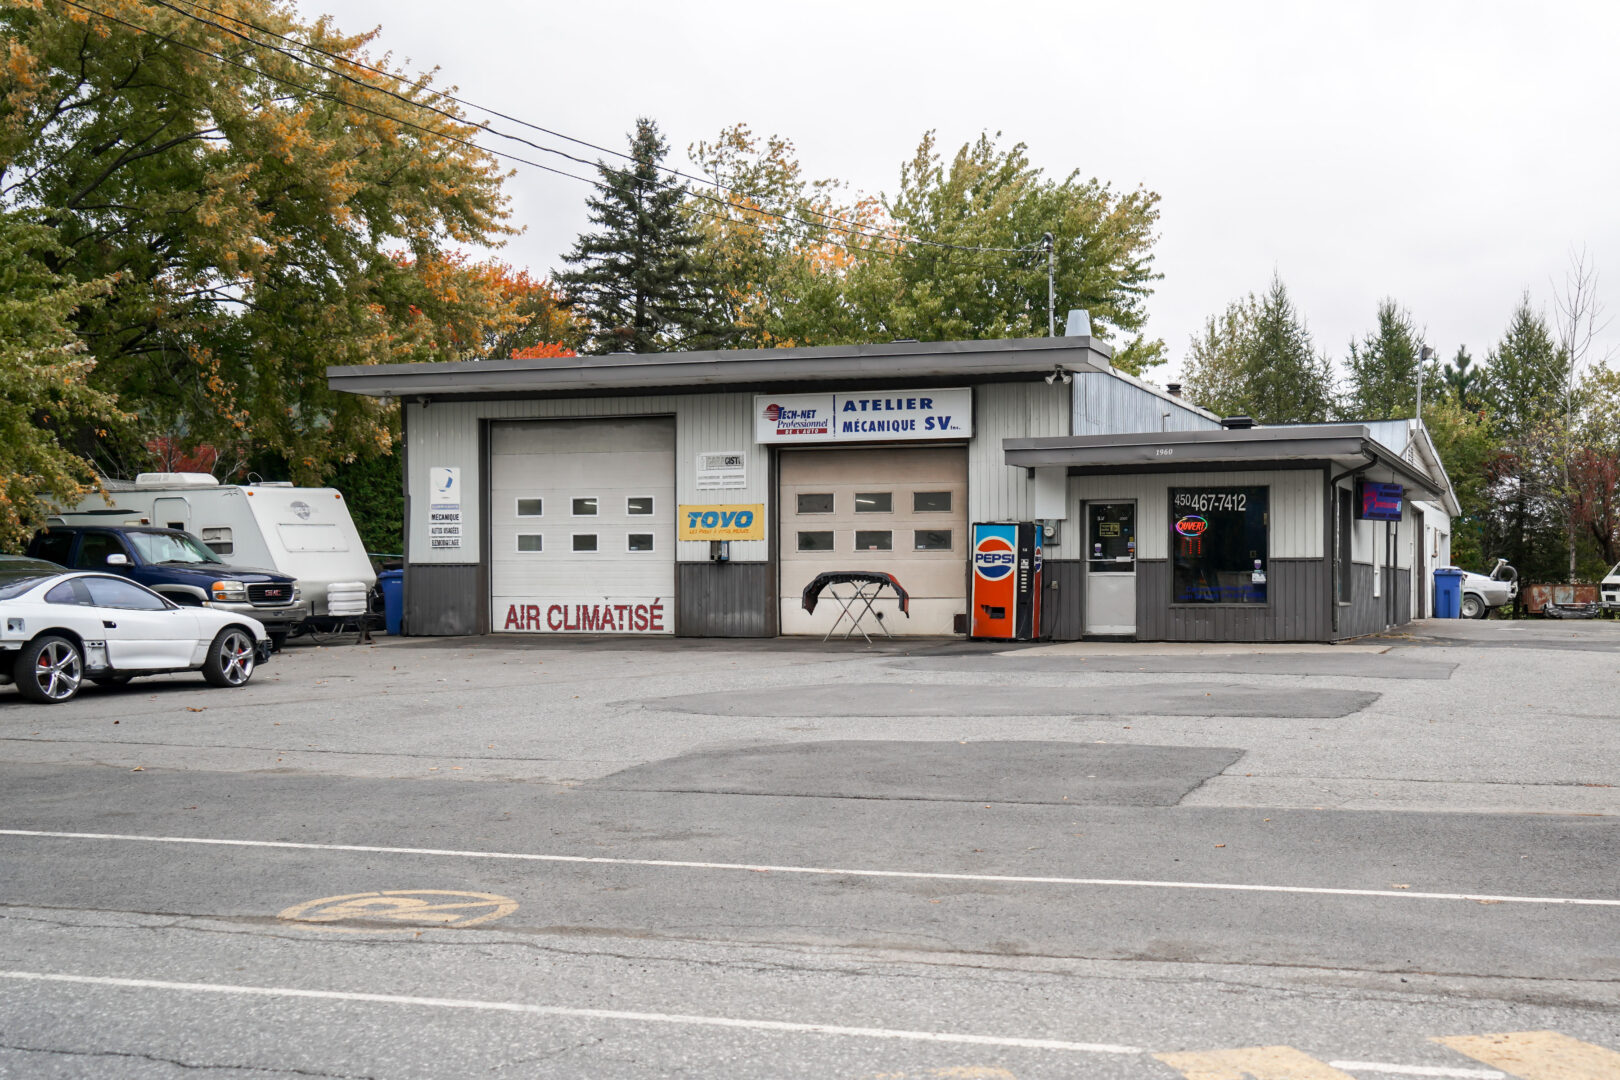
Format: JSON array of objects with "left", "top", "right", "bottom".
[{"left": 0, "top": 620, "right": 1616, "bottom": 1078}]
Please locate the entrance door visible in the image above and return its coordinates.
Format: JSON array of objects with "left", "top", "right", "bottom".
[{"left": 1084, "top": 501, "right": 1137, "bottom": 636}]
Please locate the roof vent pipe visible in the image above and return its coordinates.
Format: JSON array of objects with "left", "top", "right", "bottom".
[
  {"left": 1166, "top": 382, "right": 1182, "bottom": 397},
  {"left": 1064, "top": 309, "right": 1091, "bottom": 337},
  {"left": 1221, "top": 415, "right": 1255, "bottom": 429}
]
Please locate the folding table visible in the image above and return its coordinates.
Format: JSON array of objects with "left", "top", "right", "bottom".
[{"left": 800, "top": 571, "right": 910, "bottom": 643}]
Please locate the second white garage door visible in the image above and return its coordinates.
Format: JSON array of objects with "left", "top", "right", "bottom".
[
  {"left": 490, "top": 418, "right": 675, "bottom": 634},
  {"left": 778, "top": 447, "right": 968, "bottom": 635}
]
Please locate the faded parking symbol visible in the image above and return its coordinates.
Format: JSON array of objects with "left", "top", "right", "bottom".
[{"left": 278, "top": 890, "right": 518, "bottom": 930}]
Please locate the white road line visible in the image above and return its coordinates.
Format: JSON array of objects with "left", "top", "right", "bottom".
[
  {"left": 0, "top": 971, "right": 1143, "bottom": 1055},
  {"left": 1, "top": 829, "right": 1617, "bottom": 908},
  {"left": 1329, "top": 1061, "right": 1505, "bottom": 1079}
]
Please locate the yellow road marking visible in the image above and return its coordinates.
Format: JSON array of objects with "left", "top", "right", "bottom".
[
  {"left": 277, "top": 890, "right": 518, "bottom": 930},
  {"left": 1434, "top": 1032, "right": 1620, "bottom": 1080},
  {"left": 1154, "top": 1045, "right": 1357, "bottom": 1080}
]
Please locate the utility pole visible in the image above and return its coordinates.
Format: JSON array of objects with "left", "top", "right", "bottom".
[
  {"left": 1044, "top": 232, "right": 1055, "bottom": 336},
  {"left": 1417, "top": 344, "right": 1433, "bottom": 421}
]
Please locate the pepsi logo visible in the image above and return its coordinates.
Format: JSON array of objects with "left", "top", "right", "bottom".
[{"left": 974, "top": 535, "right": 1016, "bottom": 581}]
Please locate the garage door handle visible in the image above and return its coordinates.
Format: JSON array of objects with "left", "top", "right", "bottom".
[{"left": 103, "top": 620, "right": 116, "bottom": 629}]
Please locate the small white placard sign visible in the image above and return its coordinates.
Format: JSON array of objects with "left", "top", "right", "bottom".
[
  {"left": 428, "top": 465, "right": 462, "bottom": 551},
  {"left": 696, "top": 451, "right": 747, "bottom": 490}
]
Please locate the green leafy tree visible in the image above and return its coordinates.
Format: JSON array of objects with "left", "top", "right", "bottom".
[
  {"left": 1182, "top": 275, "right": 1335, "bottom": 423},
  {"left": 1343, "top": 299, "right": 1422, "bottom": 419},
  {"left": 1420, "top": 395, "right": 1496, "bottom": 572},
  {"left": 1181, "top": 293, "right": 1260, "bottom": 419},
  {"left": 558, "top": 119, "right": 727, "bottom": 354},
  {"left": 0, "top": 0, "right": 520, "bottom": 487},
  {"left": 0, "top": 214, "right": 125, "bottom": 550}
]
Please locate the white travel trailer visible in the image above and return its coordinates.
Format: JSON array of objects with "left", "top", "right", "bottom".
[{"left": 56, "top": 473, "right": 377, "bottom": 628}]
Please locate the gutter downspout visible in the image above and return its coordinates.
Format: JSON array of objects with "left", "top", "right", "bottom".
[{"left": 1328, "top": 457, "right": 1376, "bottom": 639}]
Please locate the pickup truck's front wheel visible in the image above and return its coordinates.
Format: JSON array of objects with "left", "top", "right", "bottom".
[{"left": 1461, "top": 593, "right": 1487, "bottom": 619}]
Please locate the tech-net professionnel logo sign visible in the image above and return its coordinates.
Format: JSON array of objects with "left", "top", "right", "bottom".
[
  {"left": 973, "top": 534, "right": 1016, "bottom": 581},
  {"left": 761, "top": 401, "right": 828, "bottom": 437}
]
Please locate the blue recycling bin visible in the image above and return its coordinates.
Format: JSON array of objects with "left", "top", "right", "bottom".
[
  {"left": 1433, "top": 567, "right": 1463, "bottom": 619},
  {"left": 377, "top": 569, "right": 404, "bottom": 635}
]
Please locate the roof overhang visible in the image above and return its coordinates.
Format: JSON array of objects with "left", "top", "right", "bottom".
[
  {"left": 327, "top": 337, "right": 1114, "bottom": 400},
  {"left": 1003, "top": 425, "right": 1447, "bottom": 501}
]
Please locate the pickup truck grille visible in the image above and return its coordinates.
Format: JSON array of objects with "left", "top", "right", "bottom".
[{"left": 247, "top": 583, "right": 295, "bottom": 606}]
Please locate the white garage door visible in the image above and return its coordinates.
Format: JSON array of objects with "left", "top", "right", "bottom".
[
  {"left": 778, "top": 447, "right": 968, "bottom": 636},
  {"left": 490, "top": 418, "right": 674, "bottom": 634}
]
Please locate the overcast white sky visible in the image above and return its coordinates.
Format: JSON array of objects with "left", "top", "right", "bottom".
[{"left": 302, "top": 0, "right": 1619, "bottom": 382}]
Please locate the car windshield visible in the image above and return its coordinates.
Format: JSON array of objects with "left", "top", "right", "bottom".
[
  {"left": 0, "top": 571, "right": 55, "bottom": 600},
  {"left": 126, "top": 531, "right": 225, "bottom": 565}
]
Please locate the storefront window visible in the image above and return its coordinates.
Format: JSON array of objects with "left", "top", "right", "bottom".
[{"left": 1170, "top": 487, "right": 1269, "bottom": 604}]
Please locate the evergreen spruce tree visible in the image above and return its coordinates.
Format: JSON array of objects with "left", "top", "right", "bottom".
[
  {"left": 1242, "top": 274, "right": 1336, "bottom": 424},
  {"left": 1343, "top": 299, "right": 1422, "bottom": 419},
  {"left": 1485, "top": 294, "right": 1569, "bottom": 438},
  {"left": 556, "top": 119, "right": 726, "bottom": 354},
  {"left": 1442, "top": 345, "right": 1485, "bottom": 411}
]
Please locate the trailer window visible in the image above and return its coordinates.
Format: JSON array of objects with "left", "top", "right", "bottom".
[{"left": 200, "top": 527, "right": 234, "bottom": 556}]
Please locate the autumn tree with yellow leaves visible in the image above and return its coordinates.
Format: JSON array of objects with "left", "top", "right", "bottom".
[{"left": 0, "top": 0, "right": 522, "bottom": 509}]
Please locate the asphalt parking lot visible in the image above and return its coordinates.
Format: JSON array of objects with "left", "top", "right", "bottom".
[{"left": 0, "top": 620, "right": 1617, "bottom": 1078}]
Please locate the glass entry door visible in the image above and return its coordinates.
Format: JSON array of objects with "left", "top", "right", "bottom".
[{"left": 1084, "top": 501, "right": 1137, "bottom": 635}]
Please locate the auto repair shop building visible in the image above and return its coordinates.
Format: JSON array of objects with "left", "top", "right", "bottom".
[{"left": 327, "top": 336, "right": 1455, "bottom": 642}]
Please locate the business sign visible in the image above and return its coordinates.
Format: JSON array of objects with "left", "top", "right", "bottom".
[
  {"left": 973, "top": 531, "right": 1017, "bottom": 581},
  {"left": 678, "top": 504, "right": 765, "bottom": 541},
  {"left": 1174, "top": 514, "right": 1208, "bottom": 537},
  {"left": 427, "top": 465, "right": 462, "bottom": 552},
  {"left": 1358, "top": 481, "right": 1404, "bottom": 522},
  {"left": 970, "top": 522, "right": 1042, "bottom": 640},
  {"left": 754, "top": 389, "right": 972, "bottom": 444},
  {"left": 500, "top": 598, "right": 669, "bottom": 634},
  {"left": 695, "top": 451, "right": 747, "bottom": 491}
]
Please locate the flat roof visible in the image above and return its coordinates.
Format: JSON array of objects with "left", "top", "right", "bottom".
[
  {"left": 1003, "top": 425, "right": 1447, "bottom": 499},
  {"left": 326, "top": 336, "right": 1114, "bottom": 399}
]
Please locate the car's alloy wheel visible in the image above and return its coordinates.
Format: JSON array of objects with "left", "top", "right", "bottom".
[
  {"left": 203, "top": 627, "right": 256, "bottom": 688},
  {"left": 16, "top": 636, "right": 83, "bottom": 704}
]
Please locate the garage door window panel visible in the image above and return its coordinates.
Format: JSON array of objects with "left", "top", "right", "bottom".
[
  {"left": 572, "top": 534, "right": 598, "bottom": 553},
  {"left": 516, "top": 534, "right": 543, "bottom": 553},
  {"left": 914, "top": 529, "right": 952, "bottom": 551},
  {"left": 796, "top": 493, "right": 834, "bottom": 514},
  {"left": 913, "top": 491, "right": 953, "bottom": 513},
  {"left": 627, "top": 533, "right": 655, "bottom": 552},
  {"left": 627, "top": 497, "right": 654, "bottom": 515},
  {"left": 797, "top": 531, "right": 835, "bottom": 552},
  {"left": 855, "top": 492, "right": 892, "bottom": 513},
  {"left": 855, "top": 530, "right": 892, "bottom": 551},
  {"left": 571, "top": 497, "right": 598, "bottom": 517},
  {"left": 516, "top": 498, "right": 543, "bottom": 517}
]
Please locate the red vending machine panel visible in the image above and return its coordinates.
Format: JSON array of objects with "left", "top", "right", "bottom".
[{"left": 970, "top": 522, "right": 1043, "bottom": 639}]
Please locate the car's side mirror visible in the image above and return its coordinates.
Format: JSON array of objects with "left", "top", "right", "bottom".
[{"left": 106, "top": 554, "right": 129, "bottom": 567}]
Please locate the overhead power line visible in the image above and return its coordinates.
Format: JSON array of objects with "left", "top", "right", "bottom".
[
  {"left": 48, "top": 0, "right": 1039, "bottom": 278},
  {"left": 136, "top": 0, "right": 1040, "bottom": 258}
]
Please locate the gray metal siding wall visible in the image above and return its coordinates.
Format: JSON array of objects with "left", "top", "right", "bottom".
[
  {"left": 1042, "top": 560, "right": 1084, "bottom": 640},
  {"left": 1136, "top": 559, "right": 1332, "bottom": 642},
  {"left": 1337, "top": 564, "right": 1383, "bottom": 639},
  {"left": 404, "top": 564, "right": 481, "bottom": 636},
  {"left": 1393, "top": 568, "right": 1411, "bottom": 628},
  {"left": 676, "top": 562, "right": 774, "bottom": 637},
  {"left": 968, "top": 382, "right": 1070, "bottom": 523},
  {"left": 1072, "top": 370, "right": 1221, "bottom": 436}
]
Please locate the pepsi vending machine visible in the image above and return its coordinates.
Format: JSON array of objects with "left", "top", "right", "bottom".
[{"left": 970, "top": 522, "right": 1043, "bottom": 640}]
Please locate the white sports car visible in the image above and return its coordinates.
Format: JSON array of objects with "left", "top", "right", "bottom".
[{"left": 0, "top": 558, "right": 272, "bottom": 704}]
